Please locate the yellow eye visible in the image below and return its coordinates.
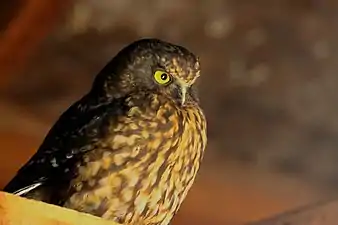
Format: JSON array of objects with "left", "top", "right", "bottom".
[{"left": 154, "top": 70, "right": 172, "bottom": 85}]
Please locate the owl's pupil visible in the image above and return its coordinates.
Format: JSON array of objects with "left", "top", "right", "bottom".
[{"left": 161, "top": 73, "right": 168, "bottom": 80}]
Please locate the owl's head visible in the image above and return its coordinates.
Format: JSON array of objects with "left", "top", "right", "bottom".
[{"left": 91, "top": 38, "right": 201, "bottom": 106}]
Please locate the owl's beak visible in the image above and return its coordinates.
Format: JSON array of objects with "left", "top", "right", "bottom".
[
  {"left": 180, "top": 85, "right": 187, "bottom": 106},
  {"left": 177, "top": 79, "right": 188, "bottom": 106}
]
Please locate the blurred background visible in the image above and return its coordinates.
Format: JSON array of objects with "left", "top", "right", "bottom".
[{"left": 1, "top": 0, "right": 338, "bottom": 224}]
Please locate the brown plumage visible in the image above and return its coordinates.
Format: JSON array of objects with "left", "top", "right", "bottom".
[{"left": 3, "top": 38, "right": 207, "bottom": 225}]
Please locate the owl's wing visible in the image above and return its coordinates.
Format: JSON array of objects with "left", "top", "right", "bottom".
[{"left": 3, "top": 94, "right": 125, "bottom": 197}]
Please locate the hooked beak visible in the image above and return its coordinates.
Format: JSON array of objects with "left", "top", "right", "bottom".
[
  {"left": 181, "top": 85, "right": 187, "bottom": 106},
  {"left": 177, "top": 79, "right": 188, "bottom": 106}
]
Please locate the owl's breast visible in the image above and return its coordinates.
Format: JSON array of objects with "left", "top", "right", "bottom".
[
  {"left": 64, "top": 95, "right": 207, "bottom": 225},
  {"left": 138, "top": 103, "right": 207, "bottom": 225}
]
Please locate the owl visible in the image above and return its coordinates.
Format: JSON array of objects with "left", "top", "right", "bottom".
[{"left": 3, "top": 38, "right": 207, "bottom": 225}]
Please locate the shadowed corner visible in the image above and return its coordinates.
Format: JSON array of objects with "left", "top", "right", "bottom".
[
  {"left": 0, "top": 0, "right": 72, "bottom": 89},
  {"left": 247, "top": 197, "right": 338, "bottom": 225},
  {"left": 0, "top": 191, "right": 122, "bottom": 225}
]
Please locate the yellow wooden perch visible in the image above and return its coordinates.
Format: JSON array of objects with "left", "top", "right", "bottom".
[{"left": 0, "top": 191, "right": 121, "bottom": 225}]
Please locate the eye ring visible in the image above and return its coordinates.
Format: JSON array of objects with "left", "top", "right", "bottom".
[{"left": 154, "top": 70, "right": 172, "bottom": 85}]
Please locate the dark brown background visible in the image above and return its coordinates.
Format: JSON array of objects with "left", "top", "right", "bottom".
[{"left": 1, "top": 1, "right": 338, "bottom": 224}]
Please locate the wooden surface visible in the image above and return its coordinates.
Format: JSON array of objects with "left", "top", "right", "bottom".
[
  {"left": 0, "top": 191, "right": 120, "bottom": 225},
  {"left": 1, "top": 176, "right": 338, "bottom": 225}
]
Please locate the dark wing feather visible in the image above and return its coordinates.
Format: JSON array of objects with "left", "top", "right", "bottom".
[{"left": 3, "top": 94, "right": 125, "bottom": 199}]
